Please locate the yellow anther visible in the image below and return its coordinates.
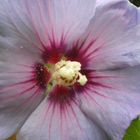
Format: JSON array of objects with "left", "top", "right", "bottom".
[
  {"left": 59, "top": 67, "right": 75, "bottom": 80},
  {"left": 77, "top": 73, "right": 88, "bottom": 86},
  {"left": 52, "top": 60, "right": 87, "bottom": 86}
]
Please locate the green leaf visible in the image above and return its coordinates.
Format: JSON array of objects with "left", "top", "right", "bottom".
[
  {"left": 123, "top": 117, "right": 140, "bottom": 140},
  {"left": 129, "top": 0, "right": 140, "bottom": 7}
]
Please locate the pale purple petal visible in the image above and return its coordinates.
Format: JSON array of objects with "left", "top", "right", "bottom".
[
  {"left": 0, "top": 0, "right": 96, "bottom": 46},
  {"left": 79, "top": 0, "right": 140, "bottom": 70},
  {"left": 17, "top": 98, "right": 109, "bottom": 140},
  {"left": 0, "top": 0, "right": 44, "bottom": 52},
  {"left": 80, "top": 66, "right": 140, "bottom": 140},
  {"left": 25, "top": 0, "right": 96, "bottom": 44},
  {"left": 96, "top": 0, "right": 140, "bottom": 26},
  {"left": 0, "top": 90, "right": 44, "bottom": 140},
  {"left": 0, "top": 40, "right": 44, "bottom": 139}
]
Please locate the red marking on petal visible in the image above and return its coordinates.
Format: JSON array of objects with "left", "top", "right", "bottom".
[
  {"left": 42, "top": 39, "right": 67, "bottom": 64},
  {"left": 82, "top": 90, "right": 105, "bottom": 110},
  {"left": 80, "top": 39, "right": 96, "bottom": 55},
  {"left": 65, "top": 39, "right": 93, "bottom": 68},
  {"left": 40, "top": 101, "right": 52, "bottom": 127},
  {"left": 0, "top": 79, "right": 35, "bottom": 92},
  {"left": 83, "top": 45, "right": 102, "bottom": 60},
  {"left": 48, "top": 103, "right": 55, "bottom": 140},
  {"left": 3, "top": 70, "right": 34, "bottom": 74},
  {"left": 68, "top": 102, "right": 83, "bottom": 131},
  {"left": 35, "top": 63, "right": 50, "bottom": 88},
  {"left": 42, "top": 49, "right": 63, "bottom": 63},
  {"left": 25, "top": 0, "right": 48, "bottom": 50},
  {"left": 89, "top": 75, "right": 118, "bottom": 79},
  {"left": 19, "top": 88, "right": 41, "bottom": 107},
  {"left": 13, "top": 87, "right": 43, "bottom": 113},
  {"left": 49, "top": 85, "right": 75, "bottom": 107},
  {"left": 15, "top": 63, "right": 35, "bottom": 68},
  {"left": 88, "top": 81, "right": 114, "bottom": 89},
  {"left": 85, "top": 86, "right": 111, "bottom": 99},
  {"left": 9, "top": 1, "right": 44, "bottom": 53},
  {"left": 0, "top": 83, "right": 38, "bottom": 102}
]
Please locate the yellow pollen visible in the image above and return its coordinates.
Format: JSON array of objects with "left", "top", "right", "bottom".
[
  {"left": 52, "top": 60, "right": 87, "bottom": 86},
  {"left": 77, "top": 73, "right": 88, "bottom": 86}
]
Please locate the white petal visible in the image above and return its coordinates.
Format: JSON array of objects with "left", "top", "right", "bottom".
[
  {"left": 80, "top": 66, "right": 140, "bottom": 140},
  {"left": 17, "top": 98, "right": 109, "bottom": 140}
]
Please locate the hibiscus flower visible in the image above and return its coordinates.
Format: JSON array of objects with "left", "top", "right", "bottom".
[{"left": 0, "top": 0, "right": 140, "bottom": 140}]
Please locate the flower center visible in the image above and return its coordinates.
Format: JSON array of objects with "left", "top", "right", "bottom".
[
  {"left": 45, "top": 60, "right": 87, "bottom": 95},
  {"left": 52, "top": 60, "right": 87, "bottom": 86}
]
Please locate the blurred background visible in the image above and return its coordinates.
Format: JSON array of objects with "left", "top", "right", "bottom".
[{"left": 130, "top": 0, "right": 140, "bottom": 6}]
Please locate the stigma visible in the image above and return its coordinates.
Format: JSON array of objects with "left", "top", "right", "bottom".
[{"left": 52, "top": 60, "right": 88, "bottom": 87}]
